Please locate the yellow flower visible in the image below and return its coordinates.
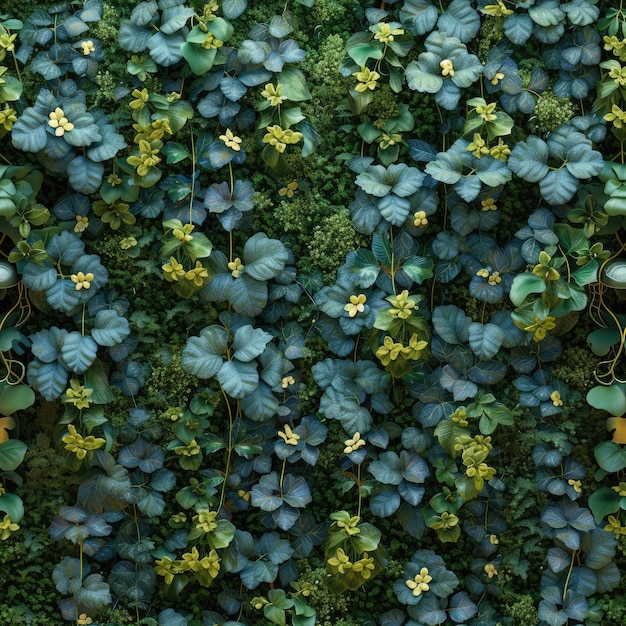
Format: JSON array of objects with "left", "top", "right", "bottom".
[
  {"left": 403, "top": 333, "right": 428, "bottom": 360},
  {"left": 376, "top": 335, "right": 404, "bottom": 366},
  {"left": 261, "top": 83, "right": 285, "bottom": 106},
  {"left": 184, "top": 261, "right": 209, "bottom": 288},
  {"left": 430, "top": 511, "right": 459, "bottom": 530},
  {"left": 163, "top": 257, "right": 185, "bottom": 282},
  {"left": 484, "top": 563, "right": 499, "bottom": 578},
  {"left": 107, "top": 173, "right": 122, "bottom": 186},
  {"left": 127, "top": 139, "right": 161, "bottom": 176},
  {"left": 489, "top": 534, "right": 499, "bottom": 545},
  {"left": 0, "top": 33, "right": 17, "bottom": 55},
  {"left": 80, "top": 40, "right": 95, "bottom": 55},
  {"left": 0, "top": 107, "right": 17, "bottom": 131},
  {"left": 488, "top": 271, "right": 501, "bottom": 286},
  {"left": 609, "top": 64, "right": 626, "bottom": 86},
  {"left": 481, "top": 198, "right": 497, "bottom": 211},
  {"left": 65, "top": 379, "right": 93, "bottom": 410},
  {"left": 490, "top": 138, "right": 511, "bottom": 161},
  {"left": 476, "top": 102, "right": 498, "bottom": 122},
  {"left": 604, "top": 515, "right": 626, "bottom": 536},
  {"left": 481, "top": 0, "right": 513, "bottom": 17},
  {"left": 228, "top": 257, "right": 245, "bottom": 278},
  {"left": 219, "top": 128, "right": 242, "bottom": 151},
  {"left": 523, "top": 316, "right": 556, "bottom": 342},
  {"left": 604, "top": 104, "right": 626, "bottom": 129},
  {"left": 155, "top": 556, "right": 180, "bottom": 585},
  {"left": 612, "top": 482, "right": 626, "bottom": 497},
  {"left": 129, "top": 88, "right": 149, "bottom": 110},
  {"left": 175, "top": 439, "right": 201, "bottom": 457},
  {"left": 278, "top": 424, "right": 300, "bottom": 446},
  {"left": 490, "top": 71, "right": 505, "bottom": 86},
  {"left": 203, "top": 0, "right": 219, "bottom": 20},
  {"left": 413, "top": 210, "right": 428, "bottom": 229},
  {"left": 0, "top": 514, "right": 19, "bottom": 541},
  {"left": 327, "top": 547, "right": 353, "bottom": 574},
  {"left": 74, "top": 214, "right": 89, "bottom": 233},
  {"left": 344, "top": 432, "right": 366, "bottom": 454},
  {"left": 202, "top": 32, "right": 224, "bottom": 49},
  {"left": 373, "top": 22, "right": 405, "bottom": 44},
  {"left": 71, "top": 271, "right": 94, "bottom": 291},
  {"left": 279, "top": 181, "right": 298, "bottom": 198},
  {"left": 263, "top": 125, "right": 303, "bottom": 153},
  {"left": 568, "top": 479, "right": 582, "bottom": 494},
  {"left": 406, "top": 567, "right": 432, "bottom": 596},
  {"left": 48, "top": 107, "right": 74, "bottom": 136},
  {"left": 440, "top": 59, "right": 455, "bottom": 77},
  {"left": 352, "top": 66, "right": 380, "bottom": 92},
  {"left": 62, "top": 424, "right": 105, "bottom": 459},
  {"left": 468, "top": 133, "right": 489, "bottom": 158},
  {"left": 388, "top": 290, "right": 418, "bottom": 319},
  {"left": 344, "top": 293, "right": 366, "bottom": 317},
  {"left": 281, "top": 375, "right": 295, "bottom": 389},
  {"left": 550, "top": 390, "right": 563, "bottom": 407},
  {"left": 193, "top": 509, "right": 218, "bottom": 533},
  {"left": 352, "top": 553, "right": 376, "bottom": 578},
  {"left": 120, "top": 236, "right": 138, "bottom": 250},
  {"left": 77, "top": 614, "right": 93, "bottom": 625}
]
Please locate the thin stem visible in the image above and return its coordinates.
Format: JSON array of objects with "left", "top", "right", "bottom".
[
  {"left": 357, "top": 463, "right": 362, "bottom": 519},
  {"left": 217, "top": 386, "right": 234, "bottom": 514}
]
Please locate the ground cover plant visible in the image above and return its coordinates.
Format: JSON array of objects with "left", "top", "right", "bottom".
[{"left": 1, "top": 0, "right": 626, "bottom": 624}]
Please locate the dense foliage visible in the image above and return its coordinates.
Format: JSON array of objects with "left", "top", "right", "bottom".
[{"left": 1, "top": 0, "right": 626, "bottom": 625}]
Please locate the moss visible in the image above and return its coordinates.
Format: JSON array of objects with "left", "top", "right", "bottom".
[
  {"left": 529, "top": 90, "right": 576, "bottom": 134},
  {"left": 552, "top": 346, "right": 597, "bottom": 393}
]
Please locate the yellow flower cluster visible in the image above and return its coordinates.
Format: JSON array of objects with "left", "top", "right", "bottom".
[
  {"left": 228, "top": 257, "right": 245, "bottom": 278},
  {"left": 62, "top": 424, "right": 105, "bottom": 459},
  {"left": 352, "top": 66, "right": 380, "bottom": 92},
  {"left": 376, "top": 334, "right": 428, "bottom": 366},
  {"left": 278, "top": 424, "right": 300, "bottom": 446},
  {"left": 406, "top": 567, "right": 432, "bottom": 596},
  {"left": 523, "top": 315, "right": 556, "bottom": 342},
  {"left": 219, "top": 128, "right": 242, "bottom": 151},
  {"left": 263, "top": 125, "right": 303, "bottom": 153},
  {"left": 604, "top": 104, "right": 626, "bottom": 129},
  {"left": 193, "top": 509, "right": 218, "bottom": 534},
  {"left": 440, "top": 59, "right": 455, "bottom": 77},
  {"left": 155, "top": 547, "right": 220, "bottom": 587},
  {"left": 261, "top": 83, "right": 285, "bottom": 107},
  {"left": 476, "top": 268, "right": 502, "bottom": 286},
  {"left": 344, "top": 293, "right": 366, "bottom": 317},
  {"left": 388, "top": 290, "right": 418, "bottom": 319},
  {"left": 80, "top": 40, "right": 95, "bottom": 55},
  {"left": 0, "top": 514, "right": 19, "bottom": 541},
  {"left": 344, "top": 432, "right": 366, "bottom": 454},
  {"left": 65, "top": 379, "right": 93, "bottom": 410},
  {"left": 202, "top": 32, "right": 224, "bottom": 50},
  {"left": 48, "top": 107, "right": 74, "bottom": 136},
  {"left": 71, "top": 271, "right": 94, "bottom": 291},
  {"left": 327, "top": 548, "right": 376, "bottom": 578},
  {"left": 413, "top": 210, "right": 428, "bottom": 229},
  {"left": 373, "top": 23, "right": 404, "bottom": 45},
  {"left": 128, "top": 139, "right": 161, "bottom": 176},
  {"left": 0, "top": 107, "right": 17, "bottom": 131}
]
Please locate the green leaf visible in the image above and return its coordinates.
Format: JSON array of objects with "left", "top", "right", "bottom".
[
  {"left": 232, "top": 325, "right": 272, "bottom": 362},
  {"left": 594, "top": 441, "right": 626, "bottom": 473},
  {"left": 181, "top": 326, "right": 228, "bottom": 378},
  {"left": 587, "top": 384, "right": 626, "bottom": 416},
  {"left": 509, "top": 273, "right": 547, "bottom": 306},
  {"left": 181, "top": 42, "right": 217, "bottom": 75},
  {"left": 0, "top": 384, "right": 35, "bottom": 415},
  {"left": 0, "top": 439, "right": 28, "bottom": 472},
  {"left": 279, "top": 68, "right": 311, "bottom": 102},
  {"left": 67, "top": 156, "right": 104, "bottom": 195},
  {"left": 0, "top": 492, "right": 24, "bottom": 522},
  {"left": 588, "top": 487, "right": 619, "bottom": 524}
]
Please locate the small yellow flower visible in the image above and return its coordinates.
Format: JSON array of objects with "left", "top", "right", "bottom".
[
  {"left": 71, "top": 271, "right": 95, "bottom": 291},
  {"left": 80, "top": 40, "right": 95, "bottom": 55},
  {"left": 48, "top": 107, "right": 74, "bottom": 136},
  {"left": 523, "top": 316, "right": 556, "bottom": 342},
  {"left": 476, "top": 102, "right": 498, "bottom": 122},
  {"left": 203, "top": 0, "right": 219, "bottom": 21},
  {"left": 107, "top": 173, "right": 122, "bottom": 186},
  {"left": 278, "top": 424, "right": 300, "bottom": 446},
  {"left": 201, "top": 31, "right": 224, "bottom": 50},
  {"left": 413, "top": 210, "right": 428, "bottom": 229},
  {"left": 193, "top": 509, "right": 218, "bottom": 533},
  {"left": 344, "top": 432, "right": 366, "bottom": 454},
  {"left": 0, "top": 107, "right": 17, "bottom": 131},
  {"left": 490, "top": 138, "right": 511, "bottom": 161},
  {"left": 378, "top": 132, "right": 402, "bottom": 150},
  {"left": 163, "top": 257, "right": 185, "bottom": 282},
  {"left": 219, "top": 128, "right": 242, "bottom": 151},
  {"left": 62, "top": 424, "right": 105, "bottom": 459},
  {"left": 344, "top": 293, "right": 367, "bottom": 317},
  {"left": 604, "top": 104, "right": 626, "bottom": 129},
  {"left": 481, "top": 198, "right": 497, "bottom": 211},
  {"left": 568, "top": 479, "right": 582, "bottom": 494},
  {"left": 263, "top": 125, "right": 303, "bottom": 153},
  {"left": 440, "top": 59, "right": 455, "bottom": 77},
  {"left": 327, "top": 547, "right": 353, "bottom": 574},
  {"left": 604, "top": 515, "right": 626, "bottom": 536},
  {"left": 388, "top": 290, "right": 418, "bottom": 319},
  {"left": 281, "top": 375, "right": 295, "bottom": 389},
  {"left": 261, "top": 83, "right": 285, "bottom": 107},
  {"left": 468, "top": 133, "right": 489, "bottom": 158},
  {"left": 173, "top": 222, "right": 194, "bottom": 243},
  {"left": 77, "top": 614, "right": 93, "bottom": 626},
  {"left": 279, "top": 181, "right": 298, "bottom": 198},
  {"left": 489, "top": 534, "right": 499, "bottom": 545},
  {"left": 612, "top": 482, "right": 626, "bottom": 497},
  {"left": 373, "top": 23, "right": 405, "bottom": 44},
  {"left": 376, "top": 335, "right": 404, "bottom": 366},
  {"left": 175, "top": 439, "right": 201, "bottom": 457},
  {"left": 184, "top": 260, "right": 209, "bottom": 288},
  {"left": 228, "top": 257, "right": 245, "bottom": 278},
  {"left": 155, "top": 556, "right": 179, "bottom": 585},
  {"left": 120, "top": 236, "right": 138, "bottom": 250},
  {"left": 129, "top": 88, "right": 149, "bottom": 110},
  {"left": 0, "top": 514, "right": 19, "bottom": 541},
  {"left": 550, "top": 390, "right": 563, "bottom": 407},
  {"left": 74, "top": 215, "right": 89, "bottom": 233},
  {"left": 0, "top": 33, "right": 17, "bottom": 55},
  {"left": 484, "top": 563, "right": 498, "bottom": 578},
  {"left": 406, "top": 567, "right": 432, "bottom": 596},
  {"left": 352, "top": 66, "right": 381, "bottom": 92},
  {"left": 352, "top": 553, "right": 376, "bottom": 579},
  {"left": 488, "top": 271, "right": 502, "bottom": 286},
  {"left": 430, "top": 511, "right": 459, "bottom": 530},
  {"left": 490, "top": 71, "right": 505, "bottom": 86},
  {"left": 65, "top": 379, "right": 93, "bottom": 410},
  {"left": 481, "top": 0, "right": 513, "bottom": 17}
]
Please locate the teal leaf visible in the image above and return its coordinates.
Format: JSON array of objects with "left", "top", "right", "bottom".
[
  {"left": 370, "top": 489, "right": 401, "bottom": 517},
  {"left": 130, "top": 1, "right": 158, "bottom": 26},
  {"left": 46, "top": 279, "right": 82, "bottom": 314},
  {"left": 67, "top": 156, "right": 104, "bottom": 194},
  {"left": 159, "top": 8, "right": 194, "bottom": 35},
  {"left": 400, "top": 451, "right": 430, "bottom": 483},
  {"left": 539, "top": 169, "right": 580, "bottom": 206},
  {"left": 28, "top": 360, "right": 68, "bottom": 400},
  {"left": 217, "top": 360, "right": 258, "bottom": 399},
  {"left": 369, "top": 451, "right": 403, "bottom": 485},
  {"left": 222, "top": 0, "right": 247, "bottom": 19},
  {"left": 10, "top": 106, "right": 48, "bottom": 153},
  {"left": 438, "top": 0, "right": 481, "bottom": 42},
  {"left": 227, "top": 273, "right": 268, "bottom": 316},
  {"left": 232, "top": 325, "right": 272, "bottom": 362},
  {"left": 587, "top": 384, "right": 626, "bottom": 415},
  {"left": 0, "top": 492, "right": 24, "bottom": 522},
  {"left": 0, "top": 440, "right": 28, "bottom": 472},
  {"left": 432, "top": 305, "right": 472, "bottom": 344},
  {"left": 148, "top": 31, "right": 185, "bottom": 66},
  {"left": 61, "top": 332, "right": 98, "bottom": 374},
  {"left": 118, "top": 21, "right": 151, "bottom": 52},
  {"left": 468, "top": 323, "right": 505, "bottom": 360},
  {"left": 400, "top": 0, "right": 438, "bottom": 36},
  {"left": 243, "top": 233, "right": 288, "bottom": 281},
  {"left": 425, "top": 151, "right": 463, "bottom": 184},
  {"left": 87, "top": 123, "right": 127, "bottom": 162},
  {"left": 448, "top": 592, "right": 478, "bottom": 622},
  {"left": 21, "top": 264, "right": 57, "bottom": 292},
  {"left": 279, "top": 68, "right": 311, "bottom": 102},
  {"left": 405, "top": 61, "right": 443, "bottom": 93},
  {"left": 509, "top": 136, "right": 549, "bottom": 182},
  {"left": 92, "top": 310, "right": 131, "bottom": 347},
  {"left": 181, "top": 326, "right": 228, "bottom": 378}
]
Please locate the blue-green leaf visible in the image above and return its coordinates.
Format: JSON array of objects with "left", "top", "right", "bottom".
[
  {"left": 217, "top": 360, "right": 258, "bottom": 398},
  {"left": 61, "top": 332, "right": 98, "bottom": 374},
  {"left": 243, "top": 233, "right": 288, "bottom": 281},
  {"left": 222, "top": 0, "right": 247, "bottom": 19},
  {"left": 509, "top": 136, "right": 549, "bottom": 182},
  {"left": 181, "top": 326, "right": 228, "bottom": 378},
  {"left": 438, "top": 0, "right": 480, "bottom": 42},
  {"left": 92, "top": 310, "right": 131, "bottom": 347},
  {"left": 468, "top": 323, "right": 504, "bottom": 360},
  {"left": 67, "top": 156, "right": 104, "bottom": 194},
  {"left": 233, "top": 325, "right": 272, "bottom": 362},
  {"left": 400, "top": 0, "right": 438, "bottom": 36}
]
